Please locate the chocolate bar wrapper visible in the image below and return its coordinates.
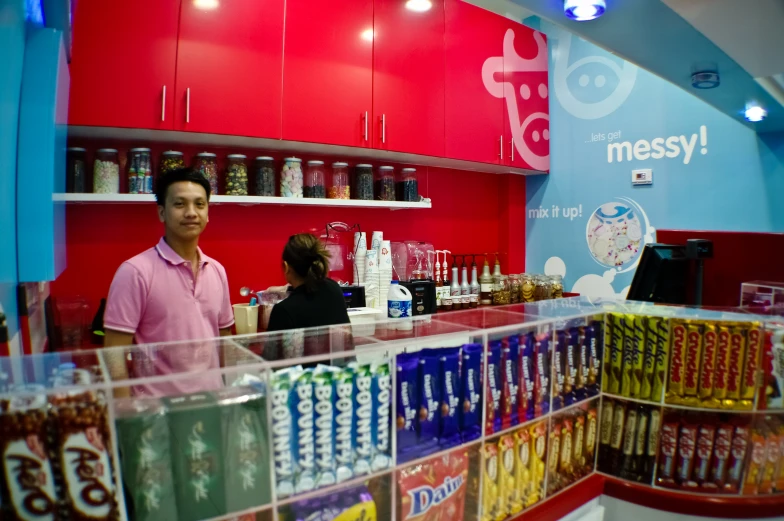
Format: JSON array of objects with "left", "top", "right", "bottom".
[
  {"left": 460, "top": 344, "right": 482, "bottom": 442},
  {"left": 775, "top": 422, "right": 784, "bottom": 492},
  {"left": 630, "top": 406, "right": 648, "bottom": 481},
  {"left": 293, "top": 368, "right": 317, "bottom": 490},
  {"left": 742, "top": 428, "right": 767, "bottom": 495},
  {"left": 598, "top": 399, "right": 614, "bottom": 473},
  {"left": 520, "top": 333, "right": 536, "bottom": 421},
  {"left": 1, "top": 390, "right": 59, "bottom": 521},
  {"left": 706, "top": 423, "right": 733, "bottom": 491},
  {"left": 417, "top": 350, "right": 441, "bottom": 454},
  {"left": 608, "top": 401, "right": 627, "bottom": 476},
  {"left": 396, "top": 353, "right": 419, "bottom": 464},
  {"left": 511, "top": 428, "right": 530, "bottom": 514},
  {"left": 725, "top": 326, "right": 747, "bottom": 407},
  {"left": 527, "top": 421, "right": 547, "bottom": 506},
  {"left": 547, "top": 419, "right": 562, "bottom": 494},
  {"left": 552, "top": 330, "right": 568, "bottom": 410},
  {"left": 439, "top": 349, "right": 461, "bottom": 449},
  {"left": 667, "top": 320, "right": 688, "bottom": 404},
  {"left": 610, "top": 313, "right": 624, "bottom": 395},
  {"left": 371, "top": 361, "right": 392, "bottom": 471},
  {"left": 741, "top": 324, "right": 763, "bottom": 406},
  {"left": 657, "top": 419, "right": 679, "bottom": 488},
  {"left": 534, "top": 333, "right": 551, "bottom": 417},
  {"left": 602, "top": 314, "right": 615, "bottom": 393},
  {"left": 497, "top": 435, "right": 515, "bottom": 520},
  {"left": 690, "top": 423, "right": 716, "bottom": 488},
  {"left": 725, "top": 423, "right": 750, "bottom": 493},
  {"left": 482, "top": 443, "right": 500, "bottom": 521},
  {"left": 164, "top": 392, "right": 225, "bottom": 521},
  {"left": 486, "top": 341, "right": 502, "bottom": 434},
  {"left": 759, "top": 424, "right": 780, "bottom": 494},
  {"left": 573, "top": 413, "right": 586, "bottom": 476},
  {"left": 559, "top": 417, "right": 574, "bottom": 484},
  {"left": 334, "top": 366, "right": 355, "bottom": 480},
  {"left": 501, "top": 337, "right": 520, "bottom": 429},
  {"left": 621, "top": 314, "right": 635, "bottom": 397},
  {"left": 651, "top": 317, "right": 671, "bottom": 402},
  {"left": 676, "top": 421, "right": 698, "bottom": 487},
  {"left": 713, "top": 326, "right": 732, "bottom": 403},
  {"left": 698, "top": 324, "right": 719, "bottom": 405},
  {"left": 630, "top": 316, "right": 646, "bottom": 399},
  {"left": 640, "top": 317, "right": 659, "bottom": 401},
  {"left": 311, "top": 367, "right": 336, "bottom": 487},
  {"left": 587, "top": 320, "right": 603, "bottom": 396},
  {"left": 567, "top": 328, "right": 581, "bottom": 404},
  {"left": 618, "top": 407, "right": 638, "bottom": 479},
  {"left": 270, "top": 369, "right": 297, "bottom": 497},
  {"left": 585, "top": 406, "right": 598, "bottom": 473},
  {"left": 644, "top": 409, "right": 661, "bottom": 483},
  {"left": 682, "top": 322, "right": 704, "bottom": 406}
]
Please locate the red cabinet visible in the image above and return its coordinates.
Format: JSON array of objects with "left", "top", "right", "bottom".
[
  {"left": 69, "top": 0, "right": 179, "bottom": 129},
  {"left": 500, "top": 21, "right": 550, "bottom": 171},
  {"left": 444, "top": 0, "right": 505, "bottom": 164},
  {"left": 372, "top": 0, "right": 445, "bottom": 157},
  {"left": 175, "top": 0, "right": 284, "bottom": 138},
  {"left": 282, "top": 0, "right": 374, "bottom": 147}
]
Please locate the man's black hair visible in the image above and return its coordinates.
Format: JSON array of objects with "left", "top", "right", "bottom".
[{"left": 155, "top": 167, "right": 211, "bottom": 206}]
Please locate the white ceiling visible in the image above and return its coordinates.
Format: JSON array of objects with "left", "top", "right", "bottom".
[{"left": 662, "top": 0, "right": 784, "bottom": 79}]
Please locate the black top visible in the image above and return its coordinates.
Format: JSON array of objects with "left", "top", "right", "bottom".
[{"left": 267, "top": 278, "right": 350, "bottom": 332}]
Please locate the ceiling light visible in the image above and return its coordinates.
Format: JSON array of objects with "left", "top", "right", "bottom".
[
  {"left": 744, "top": 106, "right": 767, "bottom": 122},
  {"left": 361, "top": 28, "right": 374, "bottom": 42},
  {"left": 194, "top": 0, "right": 219, "bottom": 9},
  {"left": 405, "top": 0, "right": 433, "bottom": 12},
  {"left": 564, "top": 0, "right": 606, "bottom": 21}
]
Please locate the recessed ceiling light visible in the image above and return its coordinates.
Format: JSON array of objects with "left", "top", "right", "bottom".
[
  {"left": 564, "top": 0, "right": 606, "bottom": 21},
  {"left": 744, "top": 106, "right": 767, "bottom": 122},
  {"left": 194, "top": 0, "right": 219, "bottom": 9},
  {"left": 361, "top": 28, "right": 374, "bottom": 42},
  {"left": 406, "top": 0, "right": 433, "bottom": 12}
]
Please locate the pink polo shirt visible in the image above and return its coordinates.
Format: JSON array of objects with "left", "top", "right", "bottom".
[{"left": 104, "top": 238, "right": 234, "bottom": 396}]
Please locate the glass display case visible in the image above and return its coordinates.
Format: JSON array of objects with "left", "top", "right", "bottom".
[
  {"left": 741, "top": 280, "right": 784, "bottom": 313},
  {"left": 1, "top": 302, "right": 782, "bottom": 521}
]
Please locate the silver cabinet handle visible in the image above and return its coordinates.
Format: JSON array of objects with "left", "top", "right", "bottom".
[
  {"left": 186, "top": 88, "right": 191, "bottom": 123},
  {"left": 511, "top": 141, "right": 514, "bottom": 161},
  {"left": 382, "top": 114, "right": 386, "bottom": 144},
  {"left": 499, "top": 136, "right": 503, "bottom": 159},
  {"left": 364, "top": 111, "right": 368, "bottom": 141},
  {"left": 161, "top": 85, "right": 166, "bottom": 121}
]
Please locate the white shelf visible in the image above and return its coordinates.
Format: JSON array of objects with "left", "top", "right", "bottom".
[
  {"left": 53, "top": 193, "right": 432, "bottom": 209},
  {"left": 68, "top": 125, "right": 544, "bottom": 176}
]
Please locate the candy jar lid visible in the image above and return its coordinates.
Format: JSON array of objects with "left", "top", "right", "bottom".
[
  {"left": 96, "top": 148, "right": 118, "bottom": 153},
  {"left": 256, "top": 156, "right": 274, "bottom": 161},
  {"left": 227, "top": 154, "right": 247, "bottom": 159},
  {"left": 284, "top": 157, "right": 302, "bottom": 162},
  {"left": 307, "top": 160, "right": 324, "bottom": 166},
  {"left": 332, "top": 162, "right": 348, "bottom": 167},
  {"left": 197, "top": 152, "right": 217, "bottom": 157},
  {"left": 162, "top": 150, "right": 183, "bottom": 156}
]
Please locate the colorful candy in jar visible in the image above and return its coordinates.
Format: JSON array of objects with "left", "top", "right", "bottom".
[
  {"left": 194, "top": 152, "right": 218, "bottom": 195},
  {"left": 225, "top": 154, "right": 248, "bottom": 196},
  {"left": 254, "top": 156, "right": 275, "bottom": 196},
  {"left": 93, "top": 148, "right": 119, "bottom": 194},
  {"left": 281, "top": 157, "right": 303, "bottom": 197}
]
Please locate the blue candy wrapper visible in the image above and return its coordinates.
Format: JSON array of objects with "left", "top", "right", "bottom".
[
  {"left": 371, "top": 360, "right": 392, "bottom": 471},
  {"left": 588, "top": 320, "right": 603, "bottom": 395},
  {"left": 502, "top": 336, "right": 520, "bottom": 429},
  {"left": 460, "top": 343, "right": 482, "bottom": 442},
  {"left": 417, "top": 349, "right": 441, "bottom": 453},
  {"left": 573, "top": 326, "right": 587, "bottom": 401},
  {"left": 439, "top": 347, "right": 461, "bottom": 448},
  {"left": 313, "top": 365, "right": 336, "bottom": 487},
  {"left": 333, "top": 366, "right": 355, "bottom": 483},
  {"left": 521, "top": 332, "right": 536, "bottom": 421},
  {"left": 486, "top": 340, "right": 502, "bottom": 434},
  {"left": 271, "top": 368, "right": 297, "bottom": 498},
  {"left": 534, "top": 333, "right": 551, "bottom": 417},
  {"left": 553, "top": 330, "right": 567, "bottom": 411},
  {"left": 566, "top": 328, "right": 580, "bottom": 405},
  {"left": 292, "top": 368, "right": 316, "bottom": 493},
  {"left": 396, "top": 353, "right": 419, "bottom": 462},
  {"left": 352, "top": 363, "right": 373, "bottom": 476}
]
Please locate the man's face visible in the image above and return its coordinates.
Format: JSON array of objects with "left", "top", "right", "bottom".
[{"left": 158, "top": 181, "right": 209, "bottom": 240}]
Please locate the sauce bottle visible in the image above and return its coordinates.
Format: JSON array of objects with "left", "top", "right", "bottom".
[{"left": 479, "top": 256, "right": 494, "bottom": 306}]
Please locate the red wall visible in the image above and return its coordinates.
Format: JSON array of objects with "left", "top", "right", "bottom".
[
  {"left": 657, "top": 230, "right": 784, "bottom": 308},
  {"left": 52, "top": 167, "right": 526, "bottom": 314}
]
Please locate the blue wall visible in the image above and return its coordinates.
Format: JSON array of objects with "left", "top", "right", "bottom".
[{"left": 526, "top": 24, "right": 782, "bottom": 298}]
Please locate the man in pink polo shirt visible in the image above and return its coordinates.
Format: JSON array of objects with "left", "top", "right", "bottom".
[{"left": 104, "top": 168, "right": 234, "bottom": 396}]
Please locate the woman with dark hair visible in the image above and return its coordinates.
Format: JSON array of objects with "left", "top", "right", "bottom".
[{"left": 266, "top": 233, "right": 350, "bottom": 332}]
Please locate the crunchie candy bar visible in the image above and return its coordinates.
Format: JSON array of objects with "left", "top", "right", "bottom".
[
  {"left": 621, "top": 314, "right": 635, "bottom": 397},
  {"left": 293, "top": 368, "right": 317, "bottom": 491},
  {"left": 712, "top": 326, "right": 732, "bottom": 403},
  {"left": 706, "top": 423, "right": 733, "bottom": 491},
  {"left": 534, "top": 333, "right": 551, "bottom": 417},
  {"left": 1, "top": 389, "right": 59, "bottom": 521},
  {"left": 371, "top": 360, "right": 392, "bottom": 471},
  {"left": 742, "top": 426, "right": 767, "bottom": 495},
  {"left": 396, "top": 353, "right": 419, "bottom": 464},
  {"left": 528, "top": 421, "right": 547, "bottom": 507},
  {"left": 630, "top": 316, "right": 647, "bottom": 399},
  {"left": 690, "top": 422, "right": 717, "bottom": 488},
  {"left": 651, "top": 317, "right": 671, "bottom": 402},
  {"left": 682, "top": 322, "right": 704, "bottom": 406},
  {"left": 417, "top": 350, "right": 441, "bottom": 454},
  {"left": 725, "top": 325, "right": 747, "bottom": 408},
  {"left": 640, "top": 317, "right": 659, "bottom": 400},
  {"left": 725, "top": 423, "right": 750, "bottom": 494},
  {"left": 486, "top": 341, "right": 503, "bottom": 434},
  {"left": 587, "top": 321, "right": 602, "bottom": 396},
  {"left": 741, "top": 324, "right": 763, "bottom": 408},
  {"left": 567, "top": 328, "right": 581, "bottom": 404},
  {"left": 502, "top": 337, "right": 520, "bottom": 429},
  {"left": 644, "top": 409, "right": 661, "bottom": 483},
  {"left": 698, "top": 324, "right": 719, "bottom": 405},
  {"left": 497, "top": 435, "right": 515, "bottom": 520},
  {"left": 311, "top": 367, "right": 337, "bottom": 487},
  {"left": 511, "top": 428, "right": 530, "bottom": 514},
  {"left": 482, "top": 443, "right": 500, "bottom": 521},
  {"left": 334, "top": 366, "right": 355, "bottom": 481},
  {"left": 553, "top": 330, "right": 568, "bottom": 410},
  {"left": 598, "top": 399, "right": 614, "bottom": 473},
  {"left": 270, "top": 370, "right": 296, "bottom": 498},
  {"left": 667, "top": 320, "right": 689, "bottom": 404},
  {"left": 676, "top": 420, "right": 698, "bottom": 487},
  {"left": 520, "top": 333, "right": 536, "bottom": 421},
  {"left": 439, "top": 348, "right": 461, "bottom": 449},
  {"left": 460, "top": 344, "right": 482, "bottom": 442},
  {"left": 657, "top": 419, "right": 679, "bottom": 488}
]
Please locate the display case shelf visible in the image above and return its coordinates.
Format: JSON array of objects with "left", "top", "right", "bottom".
[{"left": 53, "top": 192, "right": 432, "bottom": 209}]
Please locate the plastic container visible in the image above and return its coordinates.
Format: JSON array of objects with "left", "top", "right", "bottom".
[
  {"left": 397, "top": 167, "right": 418, "bottom": 202},
  {"left": 375, "top": 165, "right": 395, "bottom": 201},
  {"left": 128, "top": 148, "right": 152, "bottom": 194},
  {"left": 328, "top": 162, "right": 350, "bottom": 199},
  {"left": 521, "top": 273, "right": 535, "bottom": 302},
  {"left": 254, "top": 156, "right": 275, "bottom": 196},
  {"left": 281, "top": 157, "right": 303, "bottom": 198},
  {"left": 549, "top": 274, "right": 564, "bottom": 299},
  {"left": 194, "top": 152, "right": 219, "bottom": 196},
  {"left": 93, "top": 148, "right": 119, "bottom": 194},
  {"left": 304, "top": 160, "right": 326, "bottom": 198},
  {"left": 160, "top": 150, "right": 185, "bottom": 176},
  {"left": 354, "top": 164, "right": 373, "bottom": 200},
  {"left": 534, "top": 275, "right": 551, "bottom": 301},
  {"left": 66, "top": 147, "right": 86, "bottom": 193},
  {"left": 387, "top": 281, "right": 413, "bottom": 330},
  {"left": 493, "top": 275, "right": 511, "bottom": 305},
  {"left": 225, "top": 154, "right": 248, "bottom": 195},
  {"left": 509, "top": 275, "right": 521, "bottom": 304}
]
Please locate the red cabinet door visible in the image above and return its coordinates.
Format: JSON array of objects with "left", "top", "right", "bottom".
[
  {"left": 501, "top": 21, "right": 550, "bottom": 172},
  {"left": 282, "top": 0, "right": 374, "bottom": 147},
  {"left": 175, "top": 0, "right": 284, "bottom": 138},
  {"left": 373, "top": 0, "right": 445, "bottom": 157},
  {"left": 444, "top": 0, "right": 505, "bottom": 164},
  {"left": 69, "top": 0, "right": 179, "bottom": 129}
]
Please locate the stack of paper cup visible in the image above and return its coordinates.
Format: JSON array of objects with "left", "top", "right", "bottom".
[
  {"left": 371, "top": 231, "right": 383, "bottom": 254},
  {"left": 353, "top": 232, "right": 367, "bottom": 285},
  {"left": 378, "top": 240, "right": 393, "bottom": 313},
  {"left": 364, "top": 249, "right": 380, "bottom": 309}
]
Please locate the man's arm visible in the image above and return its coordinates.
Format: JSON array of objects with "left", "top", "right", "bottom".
[
  {"left": 104, "top": 329, "right": 134, "bottom": 398},
  {"left": 219, "top": 327, "right": 232, "bottom": 337}
]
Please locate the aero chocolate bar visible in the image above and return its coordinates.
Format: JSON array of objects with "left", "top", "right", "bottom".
[{"left": 115, "top": 397, "right": 178, "bottom": 521}]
